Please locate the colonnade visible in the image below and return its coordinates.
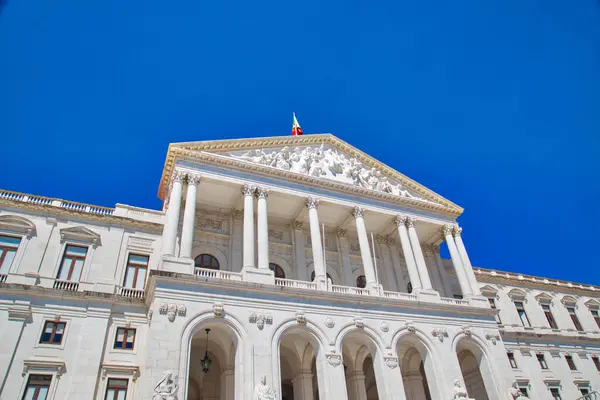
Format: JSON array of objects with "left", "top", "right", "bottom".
[{"left": 160, "top": 171, "right": 480, "bottom": 298}]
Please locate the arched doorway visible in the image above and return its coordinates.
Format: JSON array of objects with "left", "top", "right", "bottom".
[
  {"left": 187, "top": 322, "right": 238, "bottom": 400},
  {"left": 195, "top": 254, "right": 220, "bottom": 270},
  {"left": 342, "top": 331, "right": 382, "bottom": 400},
  {"left": 456, "top": 337, "right": 498, "bottom": 400},
  {"left": 397, "top": 334, "right": 439, "bottom": 400}
]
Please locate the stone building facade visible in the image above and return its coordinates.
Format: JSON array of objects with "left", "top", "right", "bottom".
[{"left": 0, "top": 134, "right": 598, "bottom": 400}]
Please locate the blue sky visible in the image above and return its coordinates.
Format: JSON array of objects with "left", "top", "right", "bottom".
[{"left": 1, "top": 0, "right": 598, "bottom": 284}]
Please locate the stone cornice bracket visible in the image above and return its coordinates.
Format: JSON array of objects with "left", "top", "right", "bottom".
[
  {"left": 292, "top": 220, "right": 303, "bottom": 230},
  {"left": 241, "top": 184, "right": 255, "bottom": 196},
  {"left": 306, "top": 197, "right": 319, "bottom": 209},
  {"left": 352, "top": 206, "right": 364, "bottom": 219},
  {"left": 186, "top": 174, "right": 202, "bottom": 186},
  {"left": 442, "top": 224, "right": 454, "bottom": 236},
  {"left": 213, "top": 302, "right": 224, "bottom": 317},
  {"left": 395, "top": 214, "right": 408, "bottom": 227},
  {"left": 431, "top": 328, "right": 448, "bottom": 342},
  {"left": 336, "top": 228, "right": 347, "bottom": 238},
  {"left": 452, "top": 225, "right": 462, "bottom": 237},
  {"left": 255, "top": 187, "right": 269, "bottom": 199}
]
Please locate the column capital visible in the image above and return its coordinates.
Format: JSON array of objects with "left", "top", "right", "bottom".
[
  {"left": 241, "top": 184, "right": 255, "bottom": 196},
  {"left": 395, "top": 214, "right": 408, "bottom": 227},
  {"left": 405, "top": 217, "right": 416, "bottom": 228},
  {"left": 256, "top": 187, "right": 269, "bottom": 199},
  {"left": 352, "top": 206, "right": 365, "bottom": 219},
  {"left": 453, "top": 226, "right": 463, "bottom": 237},
  {"left": 292, "top": 220, "right": 303, "bottom": 230},
  {"left": 186, "top": 174, "right": 201, "bottom": 186},
  {"left": 336, "top": 228, "right": 348, "bottom": 238},
  {"left": 376, "top": 235, "right": 387, "bottom": 245},
  {"left": 306, "top": 197, "right": 319, "bottom": 209},
  {"left": 172, "top": 170, "right": 184, "bottom": 183},
  {"left": 232, "top": 210, "right": 244, "bottom": 220},
  {"left": 442, "top": 224, "right": 454, "bottom": 236}
]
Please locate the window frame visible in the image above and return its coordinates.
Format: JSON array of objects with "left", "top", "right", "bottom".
[
  {"left": 591, "top": 310, "right": 600, "bottom": 329},
  {"left": 194, "top": 253, "right": 220, "bottom": 270},
  {"left": 104, "top": 378, "right": 129, "bottom": 400},
  {"left": 592, "top": 356, "right": 600, "bottom": 371},
  {"left": 21, "top": 374, "right": 52, "bottom": 400},
  {"left": 56, "top": 244, "right": 88, "bottom": 282},
  {"left": 549, "top": 387, "right": 562, "bottom": 400},
  {"left": 488, "top": 297, "right": 502, "bottom": 324},
  {"left": 0, "top": 234, "right": 21, "bottom": 275},
  {"left": 536, "top": 353, "right": 548, "bottom": 370},
  {"left": 565, "top": 354, "right": 577, "bottom": 371},
  {"left": 514, "top": 301, "right": 531, "bottom": 327},
  {"left": 507, "top": 352, "right": 518, "bottom": 369},
  {"left": 269, "top": 263, "right": 285, "bottom": 279},
  {"left": 113, "top": 327, "right": 137, "bottom": 350},
  {"left": 39, "top": 320, "right": 67, "bottom": 345},
  {"left": 566, "top": 307, "right": 584, "bottom": 331},
  {"left": 541, "top": 304, "right": 559, "bottom": 329},
  {"left": 122, "top": 253, "right": 149, "bottom": 290}
]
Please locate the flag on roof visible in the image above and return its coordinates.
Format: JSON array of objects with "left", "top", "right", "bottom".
[{"left": 292, "top": 113, "right": 303, "bottom": 136}]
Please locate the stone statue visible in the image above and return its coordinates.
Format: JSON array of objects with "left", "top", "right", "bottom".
[
  {"left": 153, "top": 371, "right": 178, "bottom": 400},
  {"left": 253, "top": 376, "right": 276, "bottom": 400},
  {"left": 452, "top": 379, "right": 470, "bottom": 400},
  {"left": 509, "top": 382, "right": 530, "bottom": 400}
]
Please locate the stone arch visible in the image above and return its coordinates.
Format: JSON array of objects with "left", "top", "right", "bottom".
[
  {"left": 269, "top": 253, "right": 293, "bottom": 279},
  {"left": 452, "top": 333, "right": 503, "bottom": 400},
  {"left": 179, "top": 310, "right": 249, "bottom": 400},
  {"left": 191, "top": 243, "right": 228, "bottom": 271},
  {"left": 334, "top": 323, "right": 387, "bottom": 355}
]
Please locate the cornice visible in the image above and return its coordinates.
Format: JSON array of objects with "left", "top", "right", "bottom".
[
  {"left": 160, "top": 144, "right": 462, "bottom": 218},
  {"left": 158, "top": 135, "right": 463, "bottom": 217},
  {"left": 0, "top": 198, "right": 163, "bottom": 233}
]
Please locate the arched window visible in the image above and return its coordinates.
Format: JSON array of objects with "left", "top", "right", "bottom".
[
  {"left": 269, "top": 263, "right": 285, "bottom": 279},
  {"left": 311, "top": 271, "right": 333, "bottom": 284},
  {"left": 356, "top": 275, "right": 366, "bottom": 289},
  {"left": 194, "top": 254, "right": 219, "bottom": 270},
  {"left": 407, "top": 282, "right": 413, "bottom": 294}
]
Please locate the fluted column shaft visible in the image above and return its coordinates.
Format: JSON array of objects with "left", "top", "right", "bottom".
[
  {"left": 453, "top": 227, "right": 482, "bottom": 295},
  {"left": 406, "top": 217, "right": 433, "bottom": 290},
  {"left": 220, "top": 368, "right": 235, "bottom": 400},
  {"left": 242, "top": 184, "right": 255, "bottom": 269},
  {"left": 443, "top": 225, "right": 472, "bottom": 296},
  {"left": 307, "top": 198, "right": 326, "bottom": 286},
  {"left": 292, "top": 372, "right": 314, "bottom": 400},
  {"left": 180, "top": 175, "right": 200, "bottom": 259},
  {"left": 353, "top": 207, "right": 377, "bottom": 288},
  {"left": 256, "top": 188, "right": 269, "bottom": 269},
  {"left": 346, "top": 373, "right": 368, "bottom": 400},
  {"left": 433, "top": 244, "right": 454, "bottom": 297},
  {"left": 161, "top": 172, "right": 183, "bottom": 256},
  {"left": 396, "top": 215, "right": 422, "bottom": 291}
]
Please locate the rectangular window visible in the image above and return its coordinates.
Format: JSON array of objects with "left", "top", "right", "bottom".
[
  {"left": 519, "top": 387, "right": 529, "bottom": 397},
  {"left": 453, "top": 294, "right": 464, "bottom": 300},
  {"left": 550, "top": 388, "right": 562, "bottom": 400},
  {"left": 580, "top": 387, "right": 590, "bottom": 396},
  {"left": 123, "top": 254, "right": 149, "bottom": 290},
  {"left": 514, "top": 301, "right": 531, "bottom": 327},
  {"left": 488, "top": 298, "right": 502, "bottom": 324},
  {"left": 57, "top": 245, "right": 87, "bottom": 281},
  {"left": 22, "top": 374, "right": 51, "bottom": 400},
  {"left": 542, "top": 304, "right": 558, "bottom": 329},
  {"left": 565, "top": 354, "right": 577, "bottom": 371},
  {"left": 104, "top": 378, "right": 128, "bottom": 400},
  {"left": 507, "top": 352, "right": 518, "bottom": 368},
  {"left": 567, "top": 307, "right": 583, "bottom": 331},
  {"left": 591, "top": 310, "right": 600, "bottom": 329},
  {"left": 536, "top": 354, "right": 548, "bottom": 369},
  {"left": 39, "top": 321, "right": 66, "bottom": 344},
  {"left": 593, "top": 356, "right": 600, "bottom": 371},
  {"left": 0, "top": 235, "right": 21, "bottom": 274},
  {"left": 114, "top": 327, "right": 136, "bottom": 350}
]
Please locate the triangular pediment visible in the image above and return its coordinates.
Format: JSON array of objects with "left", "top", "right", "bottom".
[
  {"left": 60, "top": 226, "right": 101, "bottom": 247},
  {"left": 159, "top": 134, "right": 463, "bottom": 217}
]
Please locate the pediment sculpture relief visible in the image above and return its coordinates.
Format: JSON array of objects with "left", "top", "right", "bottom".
[{"left": 231, "top": 146, "right": 427, "bottom": 201}]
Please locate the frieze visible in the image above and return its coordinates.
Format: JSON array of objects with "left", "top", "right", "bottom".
[
  {"left": 197, "top": 218, "right": 223, "bottom": 231},
  {"left": 268, "top": 229, "right": 284, "bottom": 241}
]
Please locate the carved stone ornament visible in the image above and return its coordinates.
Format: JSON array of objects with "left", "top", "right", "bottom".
[
  {"left": 292, "top": 220, "right": 303, "bottom": 230},
  {"left": 186, "top": 174, "right": 201, "bottom": 186},
  {"left": 460, "top": 326, "right": 472, "bottom": 336},
  {"left": 432, "top": 328, "right": 448, "bottom": 342},
  {"left": 405, "top": 321, "right": 416, "bottom": 333},
  {"left": 213, "top": 302, "right": 224, "bottom": 317},
  {"left": 453, "top": 226, "right": 463, "bottom": 237},
  {"left": 405, "top": 217, "right": 416, "bottom": 228},
  {"left": 380, "top": 322, "right": 389, "bottom": 332},
  {"left": 326, "top": 353, "right": 343, "bottom": 367},
  {"left": 485, "top": 331, "right": 501, "bottom": 345},
  {"left": 442, "top": 224, "right": 454, "bottom": 237},
  {"left": 197, "top": 218, "right": 223, "bottom": 231},
  {"left": 254, "top": 376, "right": 276, "bottom": 400},
  {"left": 172, "top": 171, "right": 184, "bottom": 183},
  {"left": 269, "top": 229, "right": 284, "bottom": 241},
  {"left": 395, "top": 215, "right": 408, "bottom": 227},
  {"left": 325, "top": 317, "right": 335, "bottom": 328},
  {"left": 336, "top": 228, "right": 348, "bottom": 238},
  {"left": 452, "top": 379, "right": 473, "bottom": 400},
  {"left": 153, "top": 370, "right": 178, "bottom": 400},
  {"left": 230, "top": 146, "right": 425, "bottom": 200},
  {"left": 295, "top": 311, "right": 307, "bottom": 325},
  {"left": 352, "top": 206, "right": 365, "bottom": 219},
  {"left": 384, "top": 356, "right": 399, "bottom": 369},
  {"left": 354, "top": 317, "right": 365, "bottom": 330},
  {"left": 306, "top": 197, "right": 319, "bottom": 209},
  {"left": 256, "top": 187, "right": 269, "bottom": 199},
  {"left": 242, "top": 184, "right": 255, "bottom": 196},
  {"left": 509, "top": 381, "right": 530, "bottom": 400},
  {"left": 249, "top": 312, "right": 272, "bottom": 330},
  {"left": 232, "top": 209, "right": 244, "bottom": 220},
  {"left": 159, "top": 303, "right": 186, "bottom": 323}
]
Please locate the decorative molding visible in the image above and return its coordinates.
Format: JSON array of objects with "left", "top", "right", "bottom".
[
  {"left": 442, "top": 224, "right": 453, "bottom": 236},
  {"left": 354, "top": 317, "right": 365, "bottom": 330},
  {"left": 395, "top": 215, "right": 408, "bottom": 227},
  {"left": 485, "top": 331, "right": 501, "bottom": 345},
  {"left": 352, "top": 206, "right": 365, "bottom": 219},
  {"left": 241, "top": 184, "right": 255, "bottom": 196},
  {"left": 383, "top": 356, "right": 398, "bottom": 369},
  {"left": 295, "top": 311, "right": 307, "bottom": 325},
  {"left": 405, "top": 321, "right": 416, "bottom": 333},
  {"left": 159, "top": 303, "right": 186, "bottom": 322},
  {"left": 232, "top": 210, "right": 244, "bottom": 220},
  {"left": 186, "top": 174, "right": 202, "bottom": 186},
  {"left": 380, "top": 322, "right": 389, "bottom": 332},
  {"left": 23, "top": 359, "right": 66, "bottom": 378},
  {"left": 432, "top": 328, "right": 448, "bottom": 342},
  {"left": 325, "top": 317, "right": 335, "bottom": 329},
  {"left": 256, "top": 187, "right": 269, "bottom": 199},
  {"left": 197, "top": 218, "right": 223, "bottom": 231},
  {"left": 249, "top": 311, "right": 273, "bottom": 330},
  {"left": 101, "top": 364, "right": 140, "bottom": 381},
  {"left": 0, "top": 215, "right": 36, "bottom": 237},
  {"left": 306, "top": 197, "right": 319, "bottom": 209},
  {"left": 268, "top": 229, "right": 284, "bottom": 241},
  {"left": 326, "top": 353, "right": 342, "bottom": 367},
  {"left": 213, "top": 302, "right": 224, "bottom": 317},
  {"left": 59, "top": 226, "right": 101, "bottom": 248},
  {"left": 459, "top": 326, "right": 472, "bottom": 336}
]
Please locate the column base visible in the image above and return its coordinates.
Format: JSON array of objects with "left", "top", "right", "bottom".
[
  {"left": 241, "top": 266, "right": 275, "bottom": 285},
  {"left": 466, "top": 294, "right": 490, "bottom": 308},
  {"left": 159, "top": 256, "right": 194, "bottom": 275},
  {"left": 415, "top": 288, "right": 441, "bottom": 303}
]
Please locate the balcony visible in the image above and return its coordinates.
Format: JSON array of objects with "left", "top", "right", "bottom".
[
  {"left": 116, "top": 286, "right": 145, "bottom": 299},
  {"left": 53, "top": 279, "right": 79, "bottom": 291}
]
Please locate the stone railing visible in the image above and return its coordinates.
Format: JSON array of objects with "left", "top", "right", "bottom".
[
  {"left": 274, "top": 278, "right": 318, "bottom": 291},
  {"left": 440, "top": 297, "right": 469, "bottom": 305},
  {"left": 383, "top": 290, "right": 418, "bottom": 301},
  {"left": 116, "top": 286, "right": 145, "bottom": 299},
  {"left": 576, "top": 391, "right": 599, "bottom": 400},
  {"left": 194, "top": 267, "right": 243, "bottom": 281},
  {"left": 0, "top": 274, "right": 7, "bottom": 283},
  {"left": 53, "top": 279, "right": 79, "bottom": 292},
  {"left": 331, "top": 284, "right": 371, "bottom": 296}
]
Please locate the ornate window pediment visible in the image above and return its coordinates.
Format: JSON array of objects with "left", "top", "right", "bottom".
[
  {"left": 0, "top": 215, "right": 36, "bottom": 237},
  {"left": 22, "top": 358, "right": 65, "bottom": 377},
  {"left": 585, "top": 299, "right": 600, "bottom": 310},
  {"left": 535, "top": 292, "right": 553, "bottom": 304},
  {"left": 507, "top": 288, "right": 527, "bottom": 300},
  {"left": 561, "top": 295, "right": 578, "bottom": 306},
  {"left": 59, "top": 226, "right": 101, "bottom": 247},
  {"left": 480, "top": 285, "right": 499, "bottom": 297}
]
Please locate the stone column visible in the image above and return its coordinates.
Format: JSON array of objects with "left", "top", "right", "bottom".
[
  {"left": 388, "top": 238, "right": 410, "bottom": 292},
  {"left": 442, "top": 225, "right": 472, "bottom": 296},
  {"left": 292, "top": 372, "right": 314, "bottom": 400},
  {"left": 453, "top": 227, "right": 482, "bottom": 296},
  {"left": 230, "top": 211, "right": 244, "bottom": 272},
  {"left": 406, "top": 217, "right": 433, "bottom": 290},
  {"left": 346, "top": 372, "right": 368, "bottom": 400},
  {"left": 433, "top": 244, "right": 454, "bottom": 298},
  {"left": 292, "top": 221, "right": 307, "bottom": 281},
  {"left": 307, "top": 197, "right": 327, "bottom": 289},
  {"left": 372, "top": 355, "right": 406, "bottom": 399},
  {"left": 422, "top": 244, "right": 444, "bottom": 294},
  {"left": 220, "top": 368, "right": 235, "bottom": 400},
  {"left": 352, "top": 207, "right": 377, "bottom": 290},
  {"left": 242, "top": 184, "right": 255, "bottom": 269},
  {"left": 161, "top": 171, "right": 183, "bottom": 257},
  {"left": 256, "top": 187, "right": 270, "bottom": 269},
  {"left": 337, "top": 229, "right": 354, "bottom": 287},
  {"left": 395, "top": 215, "right": 422, "bottom": 291},
  {"left": 179, "top": 174, "right": 200, "bottom": 259},
  {"left": 376, "top": 236, "right": 399, "bottom": 292}
]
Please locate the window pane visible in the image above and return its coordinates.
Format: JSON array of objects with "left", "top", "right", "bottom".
[
  {"left": 134, "top": 267, "right": 147, "bottom": 289},
  {"left": 66, "top": 246, "right": 87, "bottom": 256},
  {"left": 22, "top": 387, "right": 35, "bottom": 400},
  {"left": 0, "top": 249, "right": 16, "bottom": 273},
  {"left": 71, "top": 259, "right": 84, "bottom": 281},
  {"left": 126, "top": 330, "right": 135, "bottom": 343},
  {"left": 117, "top": 391, "right": 126, "bottom": 400},
  {"left": 0, "top": 235, "right": 21, "bottom": 246},
  {"left": 56, "top": 323, "right": 65, "bottom": 335},
  {"left": 58, "top": 258, "right": 72, "bottom": 280},
  {"left": 129, "top": 254, "right": 149, "bottom": 265},
  {"left": 37, "top": 387, "right": 49, "bottom": 400}
]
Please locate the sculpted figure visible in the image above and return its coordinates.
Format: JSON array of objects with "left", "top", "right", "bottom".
[
  {"left": 289, "top": 147, "right": 308, "bottom": 174},
  {"left": 270, "top": 147, "right": 291, "bottom": 170},
  {"left": 253, "top": 376, "right": 276, "bottom": 400},
  {"left": 452, "top": 379, "right": 469, "bottom": 400},
  {"left": 509, "top": 382, "right": 530, "bottom": 400},
  {"left": 308, "top": 149, "right": 327, "bottom": 177},
  {"left": 153, "top": 371, "right": 178, "bottom": 400},
  {"left": 238, "top": 149, "right": 268, "bottom": 165}
]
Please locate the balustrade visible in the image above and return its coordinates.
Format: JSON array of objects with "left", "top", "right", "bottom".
[{"left": 53, "top": 279, "right": 79, "bottom": 291}]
